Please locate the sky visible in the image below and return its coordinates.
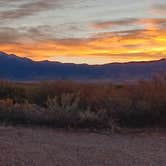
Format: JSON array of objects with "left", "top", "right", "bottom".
[{"left": 0, "top": 0, "right": 166, "bottom": 64}]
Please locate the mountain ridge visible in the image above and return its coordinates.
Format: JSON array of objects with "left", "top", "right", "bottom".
[{"left": 0, "top": 51, "right": 165, "bottom": 81}]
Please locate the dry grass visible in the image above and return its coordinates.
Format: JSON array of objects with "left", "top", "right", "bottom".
[{"left": 0, "top": 76, "right": 166, "bottom": 129}]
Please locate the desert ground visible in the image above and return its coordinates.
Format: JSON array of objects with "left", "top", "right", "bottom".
[{"left": 0, "top": 126, "right": 165, "bottom": 166}]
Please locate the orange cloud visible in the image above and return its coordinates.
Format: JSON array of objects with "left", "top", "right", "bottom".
[
  {"left": 1, "top": 27, "right": 166, "bottom": 64},
  {"left": 137, "top": 18, "right": 166, "bottom": 30}
]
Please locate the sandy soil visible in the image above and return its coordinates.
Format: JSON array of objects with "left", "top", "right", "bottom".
[{"left": 0, "top": 126, "right": 165, "bottom": 166}]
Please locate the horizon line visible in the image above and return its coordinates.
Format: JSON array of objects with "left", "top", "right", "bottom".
[{"left": 0, "top": 51, "right": 165, "bottom": 66}]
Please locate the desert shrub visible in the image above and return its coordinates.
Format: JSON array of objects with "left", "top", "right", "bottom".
[
  {"left": 0, "top": 82, "right": 26, "bottom": 103},
  {"left": 46, "top": 93, "right": 117, "bottom": 129},
  {"left": 78, "top": 108, "right": 116, "bottom": 130},
  {"left": 46, "top": 93, "right": 82, "bottom": 128},
  {"left": 0, "top": 76, "right": 165, "bottom": 129},
  {"left": 0, "top": 99, "right": 52, "bottom": 125}
]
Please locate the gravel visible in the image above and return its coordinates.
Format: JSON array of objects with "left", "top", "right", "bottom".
[{"left": 0, "top": 126, "right": 165, "bottom": 166}]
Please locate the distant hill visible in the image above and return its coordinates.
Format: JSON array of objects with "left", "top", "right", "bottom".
[{"left": 0, "top": 51, "right": 165, "bottom": 81}]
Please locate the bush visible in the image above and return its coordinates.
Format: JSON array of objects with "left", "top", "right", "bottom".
[{"left": 0, "top": 76, "right": 165, "bottom": 129}]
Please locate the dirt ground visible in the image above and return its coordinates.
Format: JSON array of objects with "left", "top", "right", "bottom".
[{"left": 0, "top": 126, "right": 165, "bottom": 166}]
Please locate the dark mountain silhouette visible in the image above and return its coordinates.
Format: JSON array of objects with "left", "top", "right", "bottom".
[{"left": 0, "top": 51, "right": 165, "bottom": 81}]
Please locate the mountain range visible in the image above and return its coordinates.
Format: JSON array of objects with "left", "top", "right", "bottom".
[{"left": 0, "top": 51, "right": 165, "bottom": 82}]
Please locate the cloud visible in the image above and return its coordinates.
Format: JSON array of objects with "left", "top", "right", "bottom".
[
  {"left": 0, "top": 0, "right": 62, "bottom": 20},
  {"left": 137, "top": 18, "right": 166, "bottom": 30},
  {"left": 0, "top": 24, "right": 165, "bottom": 64},
  {"left": 0, "top": 27, "right": 23, "bottom": 44},
  {"left": 0, "top": 0, "right": 165, "bottom": 64},
  {"left": 92, "top": 18, "right": 166, "bottom": 30},
  {"left": 0, "top": 26, "right": 49, "bottom": 44},
  {"left": 91, "top": 18, "right": 137, "bottom": 29},
  {"left": 0, "top": 0, "right": 21, "bottom": 4},
  {"left": 151, "top": 4, "right": 166, "bottom": 15}
]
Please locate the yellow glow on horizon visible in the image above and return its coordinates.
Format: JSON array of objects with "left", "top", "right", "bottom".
[{"left": 1, "top": 29, "right": 166, "bottom": 64}]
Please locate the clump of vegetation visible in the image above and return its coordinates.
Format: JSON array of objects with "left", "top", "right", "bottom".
[{"left": 0, "top": 76, "right": 165, "bottom": 129}]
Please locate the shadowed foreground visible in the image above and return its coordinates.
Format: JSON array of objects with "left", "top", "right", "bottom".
[{"left": 0, "top": 127, "right": 166, "bottom": 166}]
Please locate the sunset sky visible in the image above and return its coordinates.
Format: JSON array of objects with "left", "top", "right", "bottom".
[{"left": 0, "top": 0, "right": 166, "bottom": 64}]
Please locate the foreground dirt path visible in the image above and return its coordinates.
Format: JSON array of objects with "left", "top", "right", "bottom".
[{"left": 0, "top": 126, "right": 165, "bottom": 166}]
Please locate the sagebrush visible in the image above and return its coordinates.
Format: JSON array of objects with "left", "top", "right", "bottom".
[{"left": 0, "top": 76, "right": 165, "bottom": 129}]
